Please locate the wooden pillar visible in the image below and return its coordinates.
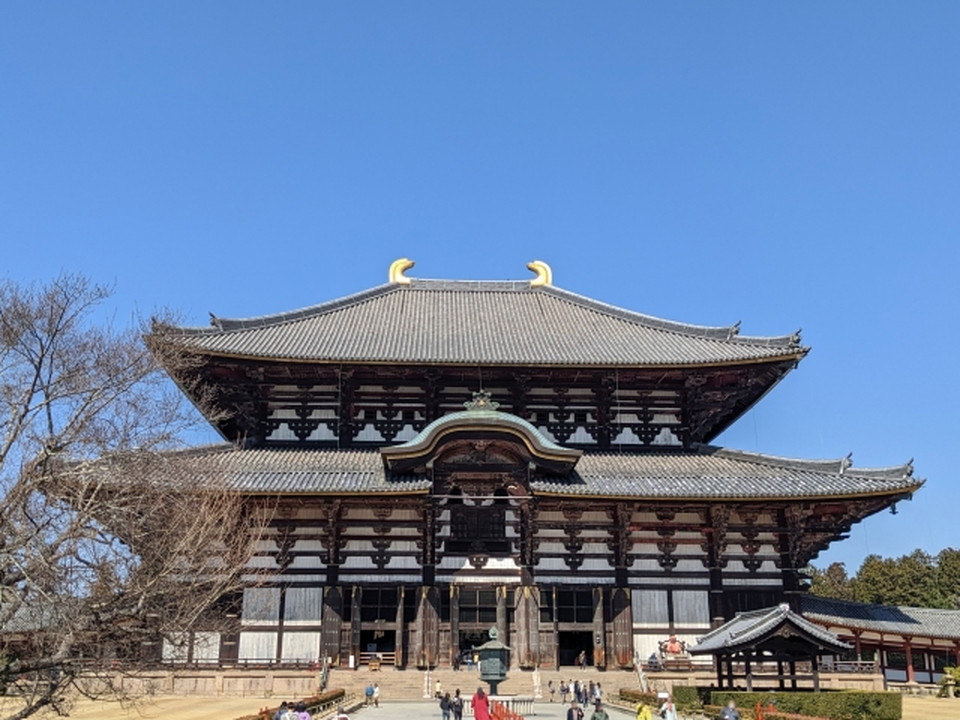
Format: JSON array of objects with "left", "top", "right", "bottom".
[
  {"left": 813, "top": 652, "right": 821, "bottom": 692},
  {"left": 449, "top": 585, "right": 460, "bottom": 666},
  {"left": 726, "top": 654, "right": 735, "bottom": 688},
  {"left": 414, "top": 586, "right": 440, "bottom": 668},
  {"left": 789, "top": 659, "right": 797, "bottom": 689},
  {"left": 716, "top": 653, "right": 724, "bottom": 689},
  {"left": 610, "top": 587, "right": 634, "bottom": 669},
  {"left": 745, "top": 650, "right": 753, "bottom": 692},
  {"left": 707, "top": 506, "right": 729, "bottom": 626},
  {"left": 514, "top": 585, "right": 540, "bottom": 669},
  {"left": 853, "top": 630, "right": 862, "bottom": 660},
  {"left": 592, "top": 586, "right": 606, "bottom": 669},
  {"left": 496, "top": 585, "right": 509, "bottom": 654},
  {"left": 778, "top": 660, "right": 785, "bottom": 690},
  {"left": 905, "top": 639, "right": 915, "bottom": 684},
  {"left": 350, "top": 586, "right": 362, "bottom": 666},
  {"left": 395, "top": 585, "right": 406, "bottom": 668},
  {"left": 321, "top": 586, "right": 344, "bottom": 666}
]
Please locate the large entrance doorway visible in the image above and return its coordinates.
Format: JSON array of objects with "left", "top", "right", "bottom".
[{"left": 558, "top": 631, "right": 593, "bottom": 667}]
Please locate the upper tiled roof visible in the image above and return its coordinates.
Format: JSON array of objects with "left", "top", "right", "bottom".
[
  {"left": 159, "top": 279, "right": 806, "bottom": 367},
  {"left": 691, "top": 603, "right": 850, "bottom": 654},
  {"left": 177, "top": 444, "right": 919, "bottom": 500},
  {"left": 800, "top": 595, "right": 960, "bottom": 640}
]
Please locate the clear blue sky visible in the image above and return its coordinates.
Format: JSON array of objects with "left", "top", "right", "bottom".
[{"left": 2, "top": 3, "right": 957, "bottom": 573}]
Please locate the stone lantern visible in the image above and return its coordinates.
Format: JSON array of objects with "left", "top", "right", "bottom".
[{"left": 476, "top": 627, "right": 510, "bottom": 696}]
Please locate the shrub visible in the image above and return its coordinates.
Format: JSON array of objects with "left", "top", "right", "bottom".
[
  {"left": 708, "top": 690, "right": 901, "bottom": 720},
  {"left": 671, "top": 685, "right": 700, "bottom": 710}
]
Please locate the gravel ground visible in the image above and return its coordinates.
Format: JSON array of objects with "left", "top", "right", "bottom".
[{"left": 2, "top": 694, "right": 957, "bottom": 720}]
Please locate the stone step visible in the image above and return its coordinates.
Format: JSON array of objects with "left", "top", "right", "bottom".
[{"left": 327, "top": 667, "right": 639, "bottom": 702}]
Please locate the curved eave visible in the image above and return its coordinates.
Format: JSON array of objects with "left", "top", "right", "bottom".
[
  {"left": 150, "top": 342, "right": 809, "bottom": 371},
  {"left": 381, "top": 413, "right": 582, "bottom": 472},
  {"left": 529, "top": 482, "right": 924, "bottom": 503}
]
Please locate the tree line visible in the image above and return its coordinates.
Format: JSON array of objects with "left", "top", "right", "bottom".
[{"left": 807, "top": 548, "right": 960, "bottom": 609}]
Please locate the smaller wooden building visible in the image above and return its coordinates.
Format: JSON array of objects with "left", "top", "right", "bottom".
[
  {"left": 801, "top": 595, "right": 960, "bottom": 686},
  {"left": 690, "top": 603, "right": 850, "bottom": 690}
]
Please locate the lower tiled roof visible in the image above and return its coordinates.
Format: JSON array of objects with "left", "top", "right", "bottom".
[
  {"left": 180, "top": 444, "right": 920, "bottom": 500},
  {"left": 800, "top": 595, "right": 960, "bottom": 640},
  {"left": 691, "top": 603, "right": 850, "bottom": 654}
]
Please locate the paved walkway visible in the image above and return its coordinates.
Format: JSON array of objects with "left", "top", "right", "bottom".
[{"left": 354, "top": 700, "right": 636, "bottom": 720}]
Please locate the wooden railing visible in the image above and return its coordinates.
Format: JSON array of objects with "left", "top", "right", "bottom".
[
  {"left": 359, "top": 651, "right": 396, "bottom": 668},
  {"left": 818, "top": 659, "right": 879, "bottom": 674}
]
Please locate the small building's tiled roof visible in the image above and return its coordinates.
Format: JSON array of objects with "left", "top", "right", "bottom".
[
  {"left": 178, "top": 444, "right": 920, "bottom": 500},
  {"left": 158, "top": 279, "right": 806, "bottom": 367},
  {"left": 691, "top": 603, "right": 850, "bottom": 654},
  {"left": 800, "top": 595, "right": 960, "bottom": 641}
]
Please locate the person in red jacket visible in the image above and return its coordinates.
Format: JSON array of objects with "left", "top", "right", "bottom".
[{"left": 472, "top": 687, "right": 490, "bottom": 720}]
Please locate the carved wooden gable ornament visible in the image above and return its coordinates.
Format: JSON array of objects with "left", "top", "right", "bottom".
[{"left": 379, "top": 391, "right": 582, "bottom": 478}]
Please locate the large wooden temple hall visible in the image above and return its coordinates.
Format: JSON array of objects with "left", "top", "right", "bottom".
[{"left": 150, "top": 259, "right": 921, "bottom": 670}]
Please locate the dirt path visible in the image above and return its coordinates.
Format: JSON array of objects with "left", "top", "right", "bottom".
[
  {"left": 0, "top": 695, "right": 266, "bottom": 720},
  {"left": 901, "top": 694, "right": 960, "bottom": 720}
]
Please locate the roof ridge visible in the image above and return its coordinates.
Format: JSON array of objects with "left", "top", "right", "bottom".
[
  {"left": 171, "top": 283, "right": 401, "bottom": 334},
  {"left": 803, "top": 595, "right": 956, "bottom": 615},
  {"left": 540, "top": 285, "right": 802, "bottom": 348},
  {"left": 710, "top": 446, "right": 914, "bottom": 479}
]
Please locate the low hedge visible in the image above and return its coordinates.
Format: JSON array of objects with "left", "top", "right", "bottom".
[
  {"left": 708, "top": 690, "right": 901, "bottom": 720},
  {"left": 618, "top": 688, "right": 661, "bottom": 708},
  {"left": 671, "top": 685, "right": 700, "bottom": 709},
  {"left": 704, "top": 704, "right": 829, "bottom": 720}
]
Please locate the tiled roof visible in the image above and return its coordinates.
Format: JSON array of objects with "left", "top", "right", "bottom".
[
  {"left": 1, "top": 599, "right": 67, "bottom": 634},
  {"left": 800, "top": 595, "right": 960, "bottom": 640},
  {"left": 177, "top": 444, "right": 920, "bottom": 500},
  {"left": 551, "top": 447, "right": 919, "bottom": 499},
  {"left": 159, "top": 279, "right": 806, "bottom": 367},
  {"left": 691, "top": 604, "right": 850, "bottom": 654}
]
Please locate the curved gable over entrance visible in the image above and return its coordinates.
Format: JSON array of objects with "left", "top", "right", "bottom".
[{"left": 380, "top": 392, "right": 582, "bottom": 477}]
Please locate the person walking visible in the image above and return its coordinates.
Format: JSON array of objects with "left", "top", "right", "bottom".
[
  {"left": 373, "top": 683, "right": 380, "bottom": 708},
  {"left": 548, "top": 680, "right": 556, "bottom": 702},
  {"left": 473, "top": 687, "right": 491, "bottom": 720},
  {"left": 718, "top": 699, "right": 741, "bottom": 720},
  {"left": 452, "top": 688, "right": 464, "bottom": 720},
  {"left": 659, "top": 695, "right": 677, "bottom": 720},
  {"left": 440, "top": 692, "right": 453, "bottom": 720},
  {"left": 590, "top": 701, "right": 609, "bottom": 720},
  {"left": 566, "top": 700, "right": 584, "bottom": 720}
]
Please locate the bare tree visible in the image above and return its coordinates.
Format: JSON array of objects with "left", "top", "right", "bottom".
[{"left": 0, "top": 275, "right": 263, "bottom": 719}]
